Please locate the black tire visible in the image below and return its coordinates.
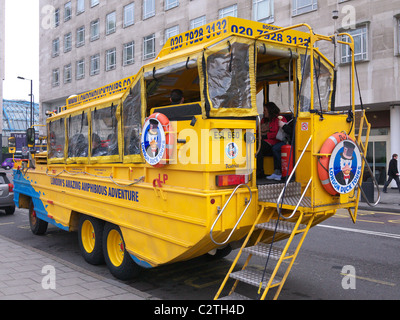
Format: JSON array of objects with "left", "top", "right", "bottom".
[
  {"left": 78, "top": 215, "right": 105, "bottom": 265},
  {"left": 29, "top": 200, "right": 48, "bottom": 235},
  {"left": 102, "top": 223, "right": 141, "bottom": 280},
  {"left": 5, "top": 206, "right": 15, "bottom": 215},
  {"left": 206, "top": 245, "right": 232, "bottom": 260}
]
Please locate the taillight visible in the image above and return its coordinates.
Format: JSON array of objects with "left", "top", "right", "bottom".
[
  {"left": 8, "top": 184, "right": 13, "bottom": 192},
  {"left": 216, "top": 174, "right": 249, "bottom": 187}
]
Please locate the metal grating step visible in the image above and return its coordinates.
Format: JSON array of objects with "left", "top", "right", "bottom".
[
  {"left": 258, "top": 182, "right": 312, "bottom": 208},
  {"left": 243, "top": 243, "right": 293, "bottom": 260},
  {"left": 256, "top": 219, "right": 307, "bottom": 234},
  {"left": 258, "top": 182, "right": 301, "bottom": 201},
  {"left": 218, "top": 292, "right": 252, "bottom": 300},
  {"left": 230, "top": 268, "right": 282, "bottom": 289}
]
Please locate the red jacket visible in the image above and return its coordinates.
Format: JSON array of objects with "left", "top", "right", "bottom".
[{"left": 261, "top": 116, "right": 287, "bottom": 146}]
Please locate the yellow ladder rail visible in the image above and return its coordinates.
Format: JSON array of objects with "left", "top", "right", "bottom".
[
  {"left": 214, "top": 204, "right": 316, "bottom": 300},
  {"left": 262, "top": 212, "right": 315, "bottom": 300},
  {"left": 213, "top": 205, "right": 274, "bottom": 300}
]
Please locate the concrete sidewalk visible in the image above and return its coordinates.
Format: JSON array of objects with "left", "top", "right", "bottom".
[
  {"left": 358, "top": 186, "right": 400, "bottom": 213},
  {"left": 0, "top": 234, "right": 154, "bottom": 300}
]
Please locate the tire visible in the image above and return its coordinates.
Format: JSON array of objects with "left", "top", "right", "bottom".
[
  {"left": 78, "top": 215, "right": 105, "bottom": 265},
  {"left": 206, "top": 245, "right": 232, "bottom": 260},
  {"left": 103, "top": 223, "right": 141, "bottom": 280},
  {"left": 5, "top": 206, "right": 15, "bottom": 215},
  {"left": 29, "top": 200, "right": 48, "bottom": 235}
]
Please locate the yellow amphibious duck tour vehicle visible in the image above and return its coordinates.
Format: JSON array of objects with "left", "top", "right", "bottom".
[{"left": 14, "top": 17, "right": 377, "bottom": 299}]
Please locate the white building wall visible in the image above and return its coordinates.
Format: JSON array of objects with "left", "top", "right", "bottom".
[{"left": 0, "top": 0, "right": 5, "bottom": 143}]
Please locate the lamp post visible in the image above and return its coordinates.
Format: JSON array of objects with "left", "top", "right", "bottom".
[{"left": 17, "top": 76, "right": 33, "bottom": 128}]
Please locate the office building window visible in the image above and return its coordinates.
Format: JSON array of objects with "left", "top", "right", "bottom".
[
  {"left": 52, "top": 38, "right": 60, "bottom": 57},
  {"left": 64, "top": 2, "right": 72, "bottom": 21},
  {"left": 253, "top": 0, "right": 274, "bottom": 23},
  {"left": 190, "top": 15, "right": 206, "bottom": 29},
  {"left": 106, "top": 11, "right": 116, "bottom": 35},
  {"left": 219, "top": 4, "right": 237, "bottom": 18},
  {"left": 90, "top": 54, "right": 100, "bottom": 75},
  {"left": 76, "top": 59, "right": 85, "bottom": 79},
  {"left": 143, "top": 0, "right": 155, "bottom": 19},
  {"left": 90, "top": 19, "right": 100, "bottom": 41},
  {"left": 77, "top": 26, "right": 85, "bottom": 47},
  {"left": 143, "top": 33, "right": 155, "bottom": 60},
  {"left": 292, "top": 0, "right": 317, "bottom": 16},
  {"left": 123, "top": 41, "right": 135, "bottom": 66},
  {"left": 54, "top": 8, "right": 60, "bottom": 27},
  {"left": 64, "top": 33, "right": 72, "bottom": 52},
  {"left": 397, "top": 18, "right": 400, "bottom": 55},
  {"left": 165, "top": 25, "right": 179, "bottom": 42},
  {"left": 341, "top": 25, "right": 368, "bottom": 63},
  {"left": 106, "top": 48, "right": 116, "bottom": 71},
  {"left": 124, "top": 3, "right": 135, "bottom": 27},
  {"left": 91, "top": 0, "right": 99, "bottom": 7},
  {"left": 77, "top": 0, "right": 85, "bottom": 14},
  {"left": 52, "top": 69, "right": 60, "bottom": 87},
  {"left": 64, "top": 64, "right": 72, "bottom": 83},
  {"left": 165, "top": 0, "right": 179, "bottom": 11}
]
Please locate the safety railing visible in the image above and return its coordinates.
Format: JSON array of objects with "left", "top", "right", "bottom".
[
  {"left": 210, "top": 183, "right": 252, "bottom": 246},
  {"left": 276, "top": 135, "right": 313, "bottom": 219}
]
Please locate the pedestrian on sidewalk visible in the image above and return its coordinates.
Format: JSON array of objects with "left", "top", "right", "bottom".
[{"left": 383, "top": 153, "right": 400, "bottom": 193}]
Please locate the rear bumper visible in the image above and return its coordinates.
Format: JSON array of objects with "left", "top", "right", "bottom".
[{"left": 0, "top": 193, "right": 15, "bottom": 208}]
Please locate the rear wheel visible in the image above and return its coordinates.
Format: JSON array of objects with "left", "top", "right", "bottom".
[
  {"left": 103, "top": 223, "right": 141, "bottom": 280},
  {"left": 5, "top": 206, "right": 15, "bottom": 215},
  {"left": 78, "top": 215, "right": 105, "bottom": 265},
  {"left": 29, "top": 200, "right": 48, "bottom": 235},
  {"left": 206, "top": 245, "right": 232, "bottom": 260}
]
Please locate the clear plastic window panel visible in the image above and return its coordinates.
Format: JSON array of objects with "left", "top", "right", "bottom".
[
  {"left": 206, "top": 42, "right": 251, "bottom": 109},
  {"left": 48, "top": 118, "right": 65, "bottom": 159},
  {"left": 123, "top": 81, "right": 142, "bottom": 156},
  {"left": 298, "top": 54, "right": 332, "bottom": 112},
  {"left": 91, "top": 105, "right": 119, "bottom": 157},
  {"left": 67, "top": 112, "right": 89, "bottom": 158}
]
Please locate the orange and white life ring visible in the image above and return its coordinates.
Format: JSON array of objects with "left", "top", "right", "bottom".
[
  {"left": 141, "top": 112, "right": 173, "bottom": 168},
  {"left": 317, "top": 132, "right": 360, "bottom": 195}
]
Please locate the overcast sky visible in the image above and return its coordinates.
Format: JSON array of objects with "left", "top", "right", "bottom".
[{"left": 3, "top": 0, "right": 39, "bottom": 102}]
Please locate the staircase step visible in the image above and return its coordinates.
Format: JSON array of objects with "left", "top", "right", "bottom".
[
  {"left": 218, "top": 292, "right": 252, "bottom": 300},
  {"left": 256, "top": 219, "right": 306, "bottom": 234},
  {"left": 243, "top": 243, "right": 293, "bottom": 260},
  {"left": 258, "top": 182, "right": 312, "bottom": 207},
  {"left": 258, "top": 182, "right": 301, "bottom": 201},
  {"left": 230, "top": 268, "right": 282, "bottom": 289}
]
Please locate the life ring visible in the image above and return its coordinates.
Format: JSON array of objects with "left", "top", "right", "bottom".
[
  {"left": 317, "top": 132, "right": 354, "bottom": 195},
  {"left": 143, "top": 112, "right": 173, "bottom": 168}
]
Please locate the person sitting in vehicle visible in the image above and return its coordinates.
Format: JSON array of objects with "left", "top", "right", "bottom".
[
  {"left": 170, "top": 89, "right": 184, "bottom": 104},
  {"left": 257, "top": 102, "right": 287, "bottom": 180},
  {"left": 268, "top": 116, "right": 294, "bottom": 181},
  {"left": 91, "top": 133, "right": 108, "bottom": 157}
]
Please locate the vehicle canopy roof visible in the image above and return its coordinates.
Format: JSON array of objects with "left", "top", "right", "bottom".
[{"left": 54, "top": 16, "right": 335, "bottom": 121}]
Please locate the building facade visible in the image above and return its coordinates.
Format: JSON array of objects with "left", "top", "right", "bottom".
[
  {"left": 2, "top": 100, "right": 40, "bottom": 138},
  {"left": 0, "top": 0, "right": 5, "bottom": 151},
  {"left": 39, "top": 0, "right": 400, "bottom": 184}
]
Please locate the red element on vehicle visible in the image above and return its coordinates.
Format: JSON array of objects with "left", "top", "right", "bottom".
[{"left": 281, "top": 145, "right": 293, "bottom": 178}]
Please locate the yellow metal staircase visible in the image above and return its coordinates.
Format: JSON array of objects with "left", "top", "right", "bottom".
[{"left": 214, "top": 198, "right": 315, "bottom": 300}]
